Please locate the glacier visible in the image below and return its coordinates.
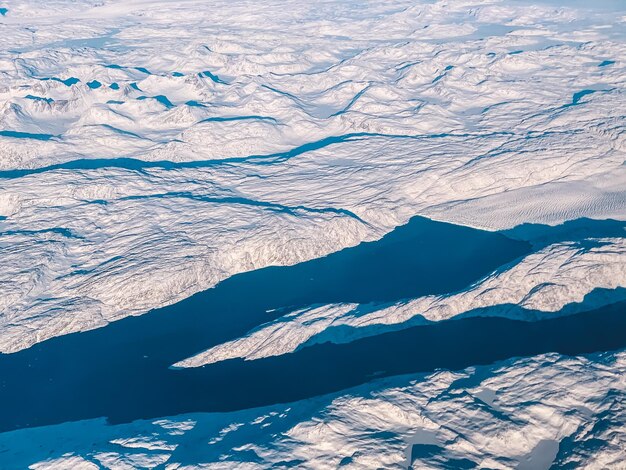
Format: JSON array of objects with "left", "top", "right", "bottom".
[{"left": 0, "top": 0, "right": 625, "bottom": 468}]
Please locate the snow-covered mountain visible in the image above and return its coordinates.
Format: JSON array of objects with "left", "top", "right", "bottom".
[{"left": 0, "top": 0, "right": 624, "bottom": 468}]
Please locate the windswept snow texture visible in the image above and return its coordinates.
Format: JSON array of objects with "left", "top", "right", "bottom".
[
  {"left": 0, "top": 0, "right": 625, "bottom": 468},
  {"left": 1, "top": 0, "right": 626, "bottom": 353}
]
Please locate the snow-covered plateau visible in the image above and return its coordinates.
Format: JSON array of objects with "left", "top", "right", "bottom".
[{"left": 0, "top": 0, "right": 624, "bottom": 468}]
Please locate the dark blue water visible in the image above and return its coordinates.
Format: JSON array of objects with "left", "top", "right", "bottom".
[
  {"left": 504, "top": 218, "right": 626, "bottom": 249},
  {"left": 0, "top": 217, "right": 623, "bottom": 434},
  {"left": 87, "top": 80, "right": 102, "bottom": 89},
  {"left": 0, "top": 216, "right": 533, "bottom": 431},
  {"left": 24, "top": 95, "right": 54, "bottom": 104},
  {"left": 1, "top": 301, "right": 625, "bottom": 432},
  {"left": 0, "top": 131, "right": 514, "bottom": 179},
  {"left": 59, "top": 77, "right": 79, "bottom": 86},
  {"left": 138, "top": 95, "right": 173, "bottom": 108},
  {"left": 200, "top": 70, "right": 227, "bottom": 84},
  {"left": 41, "top": 77, "right": 79, "bottom": 86},
  {"left": 569, "top": 89, "right": 596, "bottom": 106},
  {"left": 186, "top": 100, "right": 206, "bottom": 107},
  {"left": 0, "top": 130, "right": 56, "bottom": 141}
]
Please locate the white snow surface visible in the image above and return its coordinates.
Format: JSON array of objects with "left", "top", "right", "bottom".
[
  {"left": 2, "top": 351, "right": 625, "bottom": 469},
  {"left": 0, "top": 0, "right": 625, "bottom": 353},
  {"left": 1, "top": 1, "right": 626, "bottom": 468}
]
